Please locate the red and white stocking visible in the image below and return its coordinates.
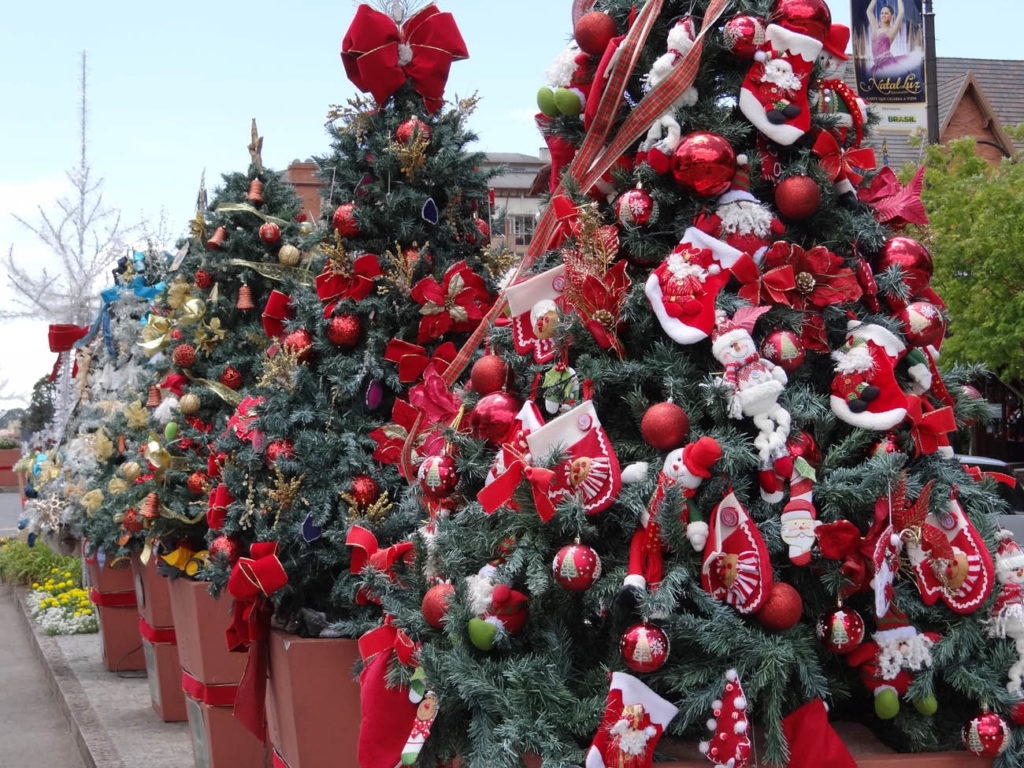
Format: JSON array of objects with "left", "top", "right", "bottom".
[
  {"left": 507, "top": 265, "right": 567, "bottom": 364},
  {"left": 830, "top": 339, "right": 908, "bottom": 431},
  {"left": 586, "top": 672, "right": 678, "bottom": 768},
  {"left": 701, "top": 491, "right": 772, "bottom": 613}
]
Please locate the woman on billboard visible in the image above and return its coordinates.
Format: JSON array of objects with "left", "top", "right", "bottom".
[{"left": 866, "top": 0, "right": 924, "bottom": 78}]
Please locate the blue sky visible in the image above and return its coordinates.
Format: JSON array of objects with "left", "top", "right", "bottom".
[{"left": 1, "top": 0, "right": 1021, "bottom": 408}]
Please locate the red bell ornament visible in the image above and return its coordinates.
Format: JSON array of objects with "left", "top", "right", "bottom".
[
  {"left": 418, "top": 454, "right": 458, "bottom": 501},
  {"left": 759, "top": 329, "right": 805, "bottom": 374},
  {"left": 620, "top": 623, "right": 670, "bottom": 673},
  {"left": 640, "top": 402, "right": 690, "bottom": 451},
  {"left": 815, "top": 605, "right": 865, "bottom": 654},
  {"left": 332, "top": 202, "right": 360, "bottom": 238},
  {"left": 672, "top": 132, "right": 737, "bottom": 197},
  {"left": 722, "top": 15, "right": 766, "bottom": 59},
  {"left": 615, "top": 187, "right": 656, "bottom": 227},
  {"left": 875, "top": 236, "right": 933, "bottom": 296},
  {"left": 963, "top": 709, "right": 1011, "bottom": 757},
  {"left": 470, "top": 391, "right": 522, "bottom": 447},
  {"left": 898, "top": 301, "right": 945, "bottom": 349},
  {"left": 422, "top": 583, "right": 456, "bottom": 629},
  {"left": 552, "top": 543, "right": 602, "bottom": 592}
]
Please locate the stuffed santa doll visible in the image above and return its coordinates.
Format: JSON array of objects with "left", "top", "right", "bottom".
[{"left": 988, "top": 530, "right": 1024, "bottom": 694}]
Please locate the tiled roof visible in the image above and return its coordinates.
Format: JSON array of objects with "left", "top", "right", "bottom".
[{"left": 484, "top": 152, "right": 544, "bottom": 165}]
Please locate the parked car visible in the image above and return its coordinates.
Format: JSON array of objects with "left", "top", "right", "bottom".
[{"left": 957, "top": 455, "right": 1024, "bottom": 539}]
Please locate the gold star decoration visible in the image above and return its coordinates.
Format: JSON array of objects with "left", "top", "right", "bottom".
[
  {"left": 248, "top": 119, "right": 264, "bottom": 174},
  {"left": 258, "top": 345, "right": 303, "bottom": 390},
  {"left": 379, "top": 241, "right": 427, "bottom": 298},
  {"left": 265, "top": 468, "right": 307, "bottom": 528},
  {"left": 342, "top": 488, "right": 393, "bottom": 526}
]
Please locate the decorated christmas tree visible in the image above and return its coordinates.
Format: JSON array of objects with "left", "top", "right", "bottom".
[{"left": 345, "top": 2, "right": 1024, "bottom": 767}]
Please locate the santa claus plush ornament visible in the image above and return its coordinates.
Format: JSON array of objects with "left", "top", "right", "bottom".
[
  {"left": 586, "top": 672, "right": 679, "bottom": 768},
  {"left": 699, "top": 669, "right": 752, "bottom": 768},
  {"left": 988, "top": 530, "right": 1024, "bottom": 693},
  {"left": 829, "top": 329, "right": 908, "bottom": 431}
]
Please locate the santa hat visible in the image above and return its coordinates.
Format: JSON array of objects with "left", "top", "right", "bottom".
[
  {"left": 699, "top": 669, "right": 752, "bottom": 768},
  {"left": 781, "top": 698, "right": 857, "bottom": 768},
  {"left": 996, "top": 530, "right": 1024, "bottom": 576},
  {"left": 822, "top": 24, "right": 850, "bottom": 61},
  {"left": 711, "top": 305, "right": 772, "bottom": 360},
  {"left": 874, "top": 605, "right": 917, "bottom": 642},
  {"left": 717, "top": 154, "right": 757, "bottom": 206},
  {"left": 682, "top": 436, "right": 723, "bottom": 479}
]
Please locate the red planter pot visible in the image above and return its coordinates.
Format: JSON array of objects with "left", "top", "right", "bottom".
[
  {"left": 265, "top": 630, "right": 361, "bottom": 768},
  {"left": 167, "top": 577, "right": 269, "bottom": 768},
  {"left": 85, "top": 546, "right": 145, "bottom": 672},
  {"left": 0, "top": 447, "right": 21, "bottom": 489},
  {"left": 130, "top": 552, "right": 186, "bottom": 722}
]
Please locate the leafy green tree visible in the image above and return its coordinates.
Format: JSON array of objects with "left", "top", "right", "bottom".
[{"left": 24, "top": 376, "right": 55, "bottom": 435}]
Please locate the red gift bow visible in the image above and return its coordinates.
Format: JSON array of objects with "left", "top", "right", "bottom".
[
  {"left": 905, "top": 396, "right": 957, "bottom": 457},
  {"left": 384, "top": 338, "right": 456, "bottom": 383},
  {"left": 857, "top": 165, "right": 929, "bottom": 230},
  {"left": 341, "top": 3, "right": 468, "bottom": 114},
  {"left": 262, "top": 290, "right": 293, "bottom": 338},
  {"left": 477, "top": 451, "right": 558, "bottom": 522},
  {"left": 315, "top": 252, "right": 382, "bottom": 317},
  {"left": 358, "top": 614, "right": 418, "bottom": 666},
  {"left": 812, "top": 130, "right": 877, "bottom": 187},
  {"left": 48, "top": 323, "right": 89, "bottom": 381},
  {"left": 346, "top": 525, "right": 415, "bottom": 604},
  {"left": 225, "top": 542, "right": 288, "bottom": 742}
]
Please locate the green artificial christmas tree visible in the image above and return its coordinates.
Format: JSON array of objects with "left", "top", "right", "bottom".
[{"left": 345, "top": 2, "right": 1024, "bottom": 767}]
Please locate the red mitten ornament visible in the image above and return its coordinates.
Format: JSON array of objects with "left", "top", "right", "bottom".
[
  {"left": 585, "top": 672, "right": 678, "bottom": 768},
  {"left": 699, "top": 669, "right": 752, "bottom": 768},
  {"left": 701, "top": 491, "right": 773, "bottom": 613},
  {"left": 507, "top": 265, "right": 566, "bottom": 363}
]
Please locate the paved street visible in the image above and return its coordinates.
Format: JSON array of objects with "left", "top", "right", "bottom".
[{"left": 0, "top": 488, "right": 23, "bottom": 538}]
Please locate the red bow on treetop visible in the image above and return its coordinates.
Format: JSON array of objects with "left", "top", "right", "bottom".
[{"left": 341, "top": 3, "right": 468, "bottom": 114}]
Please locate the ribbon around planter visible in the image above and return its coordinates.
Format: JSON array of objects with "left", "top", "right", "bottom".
[
  {"left": 226, "top": 542, "right": 287, "bottom": 742},
  {"left": 138, "top": 617, "right": 177, "bottom": 645},
  {"left": 181, "top": 670, "right": 239, "bottom": 708}
]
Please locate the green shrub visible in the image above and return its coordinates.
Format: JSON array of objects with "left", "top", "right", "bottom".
[
  {"left": 0, "top": 538, "right": 82, "bottom": 587},
  {"left": 0, "top": 438, "right": 19, "bottom": 449}
]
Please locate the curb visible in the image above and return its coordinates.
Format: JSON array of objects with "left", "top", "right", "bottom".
[{"left": 6, "top": 585, "right": 124, "bottom": 768}]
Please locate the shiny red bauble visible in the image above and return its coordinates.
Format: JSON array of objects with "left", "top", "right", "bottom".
[
  {"left": 754, "top": 581, "right": 803, "bottom": 631},
  {"left": 470, "top": 354, "right": 509, "bottom": 395},
  {"left": 348, "top": 474, "right": 381, "bottom": 509},
  {"left": 760, "top": 329, "right": 805, "bottom": 373},
  {"left": 265, "top": 439, "right": 295, "bottom": 465},
  {"left": 552, "top": 543, "right": 602, "bottom": 592},
  {"left": 774, "top": 175, "right": 821, "bottom": 220},
  {"left": 332, "top": 202, "right": 359, "bottom": 238},
  {"left": 327, "top": 314, "right": 363, "bottom": 349},
  {"left": 470, "top": 391, "right": 522, "bottom": 447},
  {"left": 786, "top": 430, "right": 821, "bottom": 469},
  {"left": 770, "top": 0, "right": 832, "bottom": 43},
  {"left": 615, "top": 187, "right": 655, "bottom": 227},
  {"left": 640, "top": 402, "right": 690, "bottom": 451},
  {"left": 574, "top": 10, "right": 617, "bottom": 55},
  {"left": 963, "top": 710, "right": 1011, "bottom": 757},
  {"left": 898, "top": 300, "right": 945, "bottom": 348},
  {"left": 620, "top": 623, "right": 670, "bottom": 673},
  {"left": 259, "top": 222, "right": 281, "bottom": 245},
  {"left": 396, "top": 117, "right": 432, "bottom": 145},
  {"left": 417, "top": 454, "right": 459, "bottom": 501},
  {"left": 875, "top": 236, "right": 933, "bottom": 295},
  {"left": 282, "top": 329, "right": 314, "bottom": 362},
  {"left": 815, "top": 606, "right": 865, "bottom": 654},
  {"left": 209, "top": 535, "right": 240, "bottom": 565},
  {"left": 672, "top": 132, "right": 737, "bottom": 197},
  {"left": 422, "top": 583, "right": 456, "bottom": 629},
  {"left": 194, "top": 269, "right": 214, "bottom": 289},
  {"left": 722, "top": 15, "right": 766, "bottom": 59},
  {"left": 219, "top": 365, "right": 242, "bottom": 390},
  {"left": 473, "top": 217, "right": 491, "bottom": 243},
  {"left": 172, "top": 344, "right": 196, "bottom": 369}
]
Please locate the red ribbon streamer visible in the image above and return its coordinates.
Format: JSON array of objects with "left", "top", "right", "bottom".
[
  {"left": 477, "top": 456, "right": 557, "bottom": 522},
  {"left": 341, "top": 3, "right": 468, "bottom": 114},
  {"left": 89, "top": 588, "right": 138, "bottom": 608},
  {"left": 225, "top": 542, "right": 287, "bottom": 742},
  {"left": 181, "top": 670, "right": 239, "bottom": 708},
  {"left": 138, "top": 617, "right": 177, "bottom": 645}
]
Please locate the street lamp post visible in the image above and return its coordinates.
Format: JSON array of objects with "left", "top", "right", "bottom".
[{"left": 923, "top": 0, "right": 940, "bottom": 144}]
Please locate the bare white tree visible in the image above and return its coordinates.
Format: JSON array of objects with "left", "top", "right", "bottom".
[{"left": 2, "top": 52, "right": 136, "bottom": 326}]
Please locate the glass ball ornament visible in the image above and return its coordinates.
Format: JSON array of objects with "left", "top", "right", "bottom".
[
  {"left": 186, "top": 472, "right": 210, "bottom": 495},
  {"left": 470, "top": 354, "right": 509, "bottom": 395},
  {"left": 194, "top": 269, "right": 214, "bottom": 289},
  {"left": 754, "top": 581, "right": 803, "bottom": 631},
  {"left": 422, "top": 583, "right": 456, "bottom": 629},
  {"left": 219, "top": 365, "right": 242, "bottom": 390},
  {"left": 348, "top": 474, "right": 380, "bottom": 509},
  {"left": 178, "top": 393, "right": 201, "bottom": 415},
  {"left": 172, "top": 344, "right": 197, "bottom": 368},
  {"left": 640, "top": 402, "right": 690, "bottom": 451},
  {"left": 672, "top": 132, "right": 737, "bottom": 197},
  {"left": 815, "top": 605, "right": 865, "bottom": 654},
  {"left": 265, "top": 439, "right": 295, "bottom": 466},
  {"left": 574, "top": 10, "right": 617, "bottom": 55},
  {"left": 898, "top": 301, "right": 945, "bottom": 349},
  {"left": 774, "top": 175, "right": 821, "bottom": 220},
  {"left": 209, "top": 535, "right": 240, "bottom": 565},
  {"left": 552, "top": 543, "right": 602, "bottom": 592},
  {"left": 417, "top": 454, "right": 458, "bottom": 501},
  {"left": 786, "top": 430, "right": 821, "bottom": 469},
  {"left": 259, "top": 222, "right": 281, "bottom": 245},
  {"left": 875, "top": 236, "right": 933, "bottom": 295},
  {"left": 396, "top": 117, "right": 432, "bottom": 145},
  {"left": 327, "top": 314, "right": 363, "bottom": 349},
  {"left": 962, "top": 709, "right": 1011, "bottom": 757},
  {"left": 332, "top": 202, "right": 359, "bottom": 238},
  {"left": 620, "top": 623, "right": 670, "bottom": 673},
  {"left": 282, "top": 329, "right": 314, "bottom": 362},
  {"left": 722, "top": 15, "right": 766, "bottom": 59},
  {"left": 770, "top": 0, "right": 832, "bottom": 42},
  {"left": 470, "top": 391, "right": 522, "bottom": 447},
  {"left": 615, "top": 187, "right": 656, "bottom": 227},
  {"left": 278, "top": 244, "right": 302, "bottom": 266},
  {"left": 760, "top": 329, "right": 805, "bottom": 374}
]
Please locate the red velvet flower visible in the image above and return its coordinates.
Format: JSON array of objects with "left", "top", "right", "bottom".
[
  {"left": 315, "top": 252, "right": 382, "bottom": 316},
  {"left": 411, "top": 260, "right": 491, "bottom": 343},
  {"left": 737, "top": 241, "right": 862, "bottom": 310},
  {"left": 567, "top": 258, "right": 631, "bottom": 356}
]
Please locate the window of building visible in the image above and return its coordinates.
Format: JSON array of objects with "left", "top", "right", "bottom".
[{"left": 510, "top": 214, "right": 535, "bottom": 247}]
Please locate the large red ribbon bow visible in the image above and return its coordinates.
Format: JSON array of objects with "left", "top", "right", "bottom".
[
  {"left": 225, "top": 542, "right": 288, "bottom": 742},
  {"left": 384, "top": 338, "right": 456, "bottom": 383},
  {"left": 358, "top": 615, "right": 418, "bottom": 667},
  {"left": 341, "top": 3, "right": 468, "bottom": 114},
  {"left": 477, "top": 453, "right": 558, "bottom": 522},
  {"left": 347, "top": 526, "right": 415, "bottom": 605},
  {"left": 315, "top": 252, "right": 382, "bottom": 317},
  {"left": 812, "top": 130, "right": 877, "bottom": 188},
  {"left": 905, "top": 395, "right": 956, "bottom": 457}
]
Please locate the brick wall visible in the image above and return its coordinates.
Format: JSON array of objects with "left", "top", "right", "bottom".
[{"left": 285, "top": 162, "right": 323, "bottom": 221}]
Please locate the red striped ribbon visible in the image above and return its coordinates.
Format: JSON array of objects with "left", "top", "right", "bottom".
[
  {"left": 138, "top": 616, "right": 177, "bottom": 645},
  {"left": 89, "top": 588, "right": 138, "bottom": 608},
  {"left": 181, "top": 670, "right": 239, "bottom": 708}
]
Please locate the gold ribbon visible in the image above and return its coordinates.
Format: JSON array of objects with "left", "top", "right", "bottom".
[{"left": 227, "top": 259, "right": 315, "bottom": 286}]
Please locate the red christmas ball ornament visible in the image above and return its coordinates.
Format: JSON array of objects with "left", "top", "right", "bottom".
[
  {"left": 209, "top": 535, "right": 240, "bottom": 565},
  {"left": 473, "top": 217, "right": 491, "bottom": 243},
  {"left": 265, "top": 439, "right": 295, "bottom": 465},
  {"left": 615, "top": 187, "right": 656, "bottom": 228},
  {"left": 672, "top": 132, "right": 737, "bottom": 197},
  {"left": 898, "top": 301, "right": 945, "bottom": 349},
  {"left": 470, "top": 354, "right": 509, "bottom": 395},
  {"left": 786, "top": 430, "right": 821, "bottom": 469},
  {"left": 194, "top": 269, "right": 214, "bottom": 289},
  {"left": 348, "top": 474, "right": 380, "bottom": 509},
  {"left": 395, "top": 117, "right": 432, "bottom": 145},
  {"left": 470, "top": 391, "right": 522, "bottom": 447},
  {"left": 963, "top": 710, "right": 1011, "bottom": 757},
  {"left": 259, "top": 222, "right": 281, "bottom": 245},
  {"left": 172, "top": 344, "right": 197, "bottom": 369},
  {"left": 282, "top": 329, "right": 314, "bottom": 362},
  {"left": 574, "top": 11, "right": 617, "bottom": 55},
  {"left": 332, "top": 202, "right": 359, "bottom": 238},
  {"left": 620, "top": 623, "right": 670, "bottom": 673},
  {"left": 327, "top": 314, "right": 363, "bottom": 349},
  {"left": 722, "top": 15, "right": 766, "bottom": 59},
  {"left": 871, "top": 433, "right": 902, "bottom": 457},
  {"left": 417, "top": 454, "right": 459, "bottom": 501},
  {"left": 552, "top": 543, "right": 602, "bottom": 592},
  {"left": 755, "top": 581, "right": 803, "bottom": 631},
  {"left": 186, "top": 472, "right": 210, "bottom": 495},
  {"left": 1011, "top": 699, "right": 1024, "bottom": 726},
  {"left": 640, "top": 402, "right": 690, "bottom": 451},
  {"left": 219, "top": 365, "right": 242, "bottom": 390},
  {"left": 815, "top": 605, "right": 865, "bottom": 654},
  {"left": 760, "top": 329, "right": 805, "bottom": 374},
  {"left": 774, "top": 175, "right": 821, "bottom": 220},
  {"left": 422, "top": 583, "right": 456, "bottom": 629},
  {"left": 770, "top": 0, "right": 832, "bottom": 43},
  {"left": 875, "top": 236, "right": 933, "bottom": 296}
]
